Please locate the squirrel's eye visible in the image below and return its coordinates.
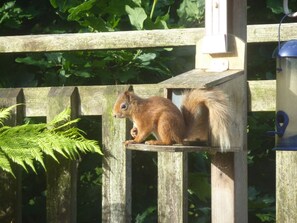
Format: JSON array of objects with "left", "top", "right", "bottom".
[{"left": 120, "top": 103, "right": 128, "bottom": 110}]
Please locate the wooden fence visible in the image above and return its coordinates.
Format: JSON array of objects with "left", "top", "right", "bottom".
[{"left": 0, "top": 22, "right": 296, "bottom": 223}]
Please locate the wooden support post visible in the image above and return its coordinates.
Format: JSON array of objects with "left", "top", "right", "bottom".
[
  {"left": 158, "top": 152, "right": 188, "bottom": 223},
  {"left": 102, "top": 86, "right": 132, "bottom": 223},
  {"left": 197, "top": 0, "right": 247, "bottom": 221},
  {"left": 46, "top": 87, "right": 78, "bottom": 223},
  {"left": 210, "top": 74, "right": 247, "bottom": 223},
  {"left": 0, "top": 89, "right": 24, "bottom": 223},
  {"left": 211, "top": 151, "right": 247, "bottom": 223},
  {"left": 276, "top": 151, "right": 297, "bottom": 222}
]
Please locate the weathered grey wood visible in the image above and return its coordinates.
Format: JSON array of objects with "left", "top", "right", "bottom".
[
  {"left": 210, "top": 74, "right": 248, "bottom": 223},
  {"left": 126, "top": 143, "right": 241, "bottom": 152},
  {"left": 211, "top": 153, "right": 235, "bottom": 222},
  {"left": 248, "top": 80, "right": 276, "bottom": 112},
  {"left": 0, "top": 28, "right": 203, "bottom": 53},
  {"left": 247, "top": 23, "right": 297, "bottom": 43},
  {"left": 101, "top": 86, "right": 132, "bottom": 223},
  {"left": 162, "top": 69, "right": 243, "bottom": 89},
  {"left": 0, "top": 23, "right": 296, "bottom": 53},
  {"left": 78, "top": 86, "right": 107, "bottom": 116},
  {"left": 23, "top": 87, "right": 50, "bottom": 117},
  {"left": 132, "top": 84, "right": 165, "bottom": 98},
  {"left": 46, "top": 87, "right": 78, "bottom": 223},
  {"left": 276, "top": 151, "right": 297, "bottom": 222},
  {"left": 158, "top": 152, "right": 188, "bottom": 223},
  {"left": 196, "top": 35, "right": 246, "bottom": 70},
  {"left": 0, "top": 88, "right": 24, "bottom": 223}
]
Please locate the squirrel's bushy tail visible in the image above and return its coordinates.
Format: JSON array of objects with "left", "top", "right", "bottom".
[{"left": 181, "top": 88, "right": 231, "bottom": 151}]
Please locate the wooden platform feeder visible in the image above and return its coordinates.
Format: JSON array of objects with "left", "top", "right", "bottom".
[
  {"left": 125, "top": 24, "right": 247, "bottom": 223},
  {"left": 122, "top": 0, "right": 248, "bottom": 221}
]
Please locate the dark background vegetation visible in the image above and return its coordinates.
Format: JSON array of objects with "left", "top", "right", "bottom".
[{"left": 1, "top": 0, "right": 297, "bottom": 222}]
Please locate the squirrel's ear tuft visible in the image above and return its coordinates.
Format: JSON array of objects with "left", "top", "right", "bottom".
[
  {"left": 124, "top": 87, "right": 135, "bottom": 102},
  {"left": 127, "top": 85, "right": 134, "bottom": 92}
]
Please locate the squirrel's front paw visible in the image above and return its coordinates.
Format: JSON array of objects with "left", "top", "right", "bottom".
[
  {"left": 124, "top": 140, "right": 136, "bottom": 146},
  {"left": 145, "top": 140, "right": 159, "bottom": 145}
]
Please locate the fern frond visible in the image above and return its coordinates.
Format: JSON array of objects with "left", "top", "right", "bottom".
[
  {"left": 0, "top": 151, "right": 14, "bottom": 177},
  {"left": 0, "top": 104, "right": 19, "bottom": 126},
  {"left": 0, "top": 106, "right": 102, "bottom": 177}
]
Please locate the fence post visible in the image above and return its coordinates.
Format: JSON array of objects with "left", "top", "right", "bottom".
[
  {"left": 102, "top": 86, "right": 132, "bottom": 223},
  {"left": 46, "top": 87, "right": 78, "bottom": 223},
  {"left": 0, "top": 88, "right": 24, "bottom": 223},
  {"left": 158, "top": 152, "right": 188, "bottom": 223},
  {"left": 276, "top": 151, "right": 297, "bottom": 221}
]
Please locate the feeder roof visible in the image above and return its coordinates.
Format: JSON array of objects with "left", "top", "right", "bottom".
[{"left": 274, "top": 40, "right": 297, "bottom": 58}]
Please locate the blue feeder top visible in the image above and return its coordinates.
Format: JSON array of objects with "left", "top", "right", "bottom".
[{"left": 274, "top": 40, "right": 297, "bottom": 58}]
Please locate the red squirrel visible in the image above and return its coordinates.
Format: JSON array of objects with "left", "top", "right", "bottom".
[{"left": 113, "top": 86, "right": 231, "bottom": 151}]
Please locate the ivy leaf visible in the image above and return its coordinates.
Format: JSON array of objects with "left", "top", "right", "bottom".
[
  {"left": 50, "top": 0, "right": 78, "bottom": 12},
  {"left": 68, "top": 0, "right": 96, "bottom": 21},
  {"left": 267, "top": 0, "right": 283, "bottom": 14},
  {"left": 135, "top": 206, "right": 156, "bottom": 223},
  {"left": 49, "top": 0, "right": 58, "bottom": 8},
  {"left": 137, "top": 53, "right": 157, "bottom": 65},
  {"left": 177, "top": 0, "right": 204, "bottom": 26},
  {"left": 154, "top": 13, "right": 169, "bottom": 29},
  {"left": 256, "top": 213, "right": 275, "bottom": 222},
  {"left": 15, "top": 56, "right": 55, "bottom": 69},
  {"left": 74, "top": 71, "right": 92, "bottom": 78},
  {"left": 125, "top": 5, "right": 147, "bottom": 30}
]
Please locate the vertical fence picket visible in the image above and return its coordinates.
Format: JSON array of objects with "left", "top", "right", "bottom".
[
  {"left": 276, "top": 152, "right": 297, "bottom": 222},
  {"left": 0, "top": 88, "right": 24, "bottom": 223},
  {"left": 46, "top": 87, "right": 78, "bottom": 223},
  {"left": 102, "top": 86, "right": 132, "bottom": 223}
]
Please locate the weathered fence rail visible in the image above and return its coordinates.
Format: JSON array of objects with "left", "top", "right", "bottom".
[{"left": 0, "top": 23, "right": 296, "bottom": 53}]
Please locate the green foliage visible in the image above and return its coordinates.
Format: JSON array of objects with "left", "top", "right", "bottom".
[
  {"left": 0, "top": 105, "right": 102, "bottom": 177},
  {"left": 249, "top": 187, "right": 275, "bottom": 222},
  {"left": 0, "top": 1, "right": 36, "bottom": 29},
  {"left": 248, "top": 112, "right": 276, "bottom": 222},
  {"left": 267, "top": 0, "right": 284, "bottom": 14},
  {"left": 267, "top": 0, "right": 297, "bottom": 15},
  {"left": 125, "top": 5, "right": 147, "bottom": 30},
  {"left": 0, "top": 0, "right": 200, "bottom": 86},
  {"left": 177, "top": 0, "right": 204, "bottom": 27},
  {"left": 14, "top": 49, "right": 173, "bottom": 85},
  {"left": 135, "top": 206, "right": 157, "bottom": 223}
]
